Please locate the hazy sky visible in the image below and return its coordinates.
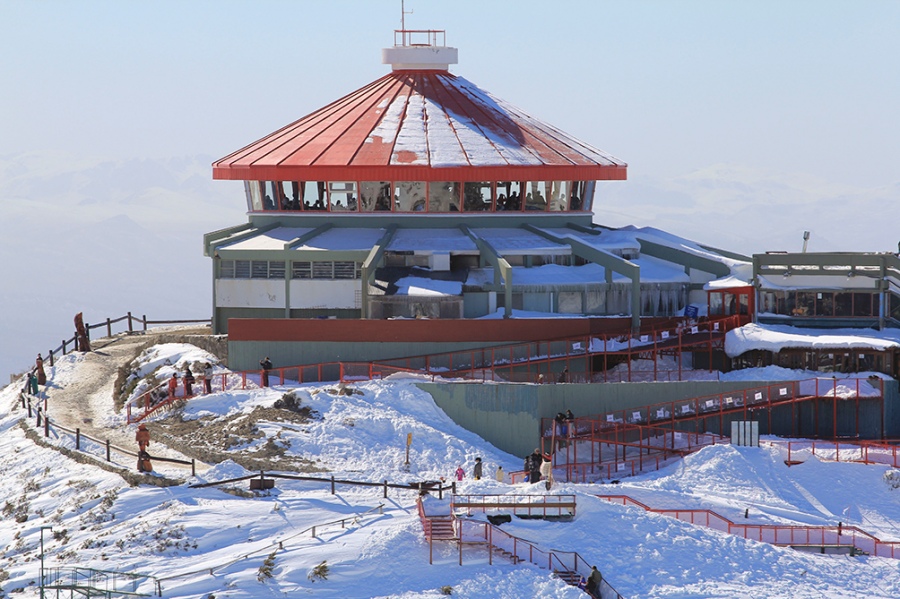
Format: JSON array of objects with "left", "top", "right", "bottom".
[
  {"left": 1, "top": 0, "right": 899, "bottom": 378},
  {"left": 3, "top": 0, "right": 899, "bottom": 184}
]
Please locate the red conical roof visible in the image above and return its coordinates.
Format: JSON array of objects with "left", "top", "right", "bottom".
[{"left": 213, "top": 71, "right": 626, "bottom": 182}]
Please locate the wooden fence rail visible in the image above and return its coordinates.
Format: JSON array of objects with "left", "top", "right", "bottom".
[{"left": 42, "top": 312, "right": 211, "bottom": 367}]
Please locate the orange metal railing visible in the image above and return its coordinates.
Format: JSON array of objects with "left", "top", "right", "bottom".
[{"left": 599, "top": 494, "right": 900, "bottom": 559}]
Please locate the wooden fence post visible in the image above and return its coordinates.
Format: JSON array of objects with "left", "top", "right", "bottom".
[
  {"left": 106, "top": 439, "right": 111, "bottom": 462},
  {"left": 44, "top": 415, "right": 49, "bottom": 437},
  {"left": 191, "top": 459, "right": 195, "bottom": 477},
  {"left": 383, "top": 480, "right": 388, "bottom": 498},
  {"left": 128, "top": 312, "right": 133, "bottom": 333},
  {"left": 36, "top": 407, "right": 42, "bottom": 426},
  {"left": 76, "top": 428, "right": 81, "bottom": 450},
  {"left": 142, "top": 315, "right": 148, "bottom": 332},
  {"left": 48, "top": 351, "right": 54, "bottom": 367},
  {"left": 331, "top": 475, "right": 335, "bottom": 494},
  {"left": 62, "top": 339, "right": 67, "bottom": 355},
  {"left": 106, "top": 318, "right": 112, "bottom": 338}
]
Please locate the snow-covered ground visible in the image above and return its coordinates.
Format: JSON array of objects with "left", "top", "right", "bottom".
[{"left": 2, "top": 343, "right": 900, "bottom": 598}]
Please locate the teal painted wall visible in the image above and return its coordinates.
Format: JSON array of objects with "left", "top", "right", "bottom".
[{"left": 417, "top": 380, "right": 897, "bottom": 459}]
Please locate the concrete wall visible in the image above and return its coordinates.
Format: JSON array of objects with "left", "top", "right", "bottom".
[{"left": 418, "top": 379, "right": 898, "bottom": 459}]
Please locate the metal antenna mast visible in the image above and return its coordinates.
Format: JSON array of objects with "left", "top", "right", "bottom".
[{"left": 401, "top": 0, "right": 413, "bottom": 31}]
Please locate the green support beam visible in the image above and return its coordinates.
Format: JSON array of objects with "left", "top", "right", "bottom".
[
  {"left": 361, "top": 225, "right": 397, "bottom": 318},
  {"left": 461, "top": 225, "right": 513, "bottom": 318},
  {"left": 524, "top": 224, "right": 641, "bottom": 331}
]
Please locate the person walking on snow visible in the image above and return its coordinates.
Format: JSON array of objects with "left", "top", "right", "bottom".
[
  {"left": 202, "top": 362, "right": 213, "bottom": 394},
  {"left": 259, "top": 356, "right": 273, "bottom": 387},
  {"left": 473, "top": 457, "right": 483, "bottom": 480},
  {"left": 183, "top": 367, "right": 195, "bottom": 396},
  {"left": 540, "top": 453, "right": 554, "bottom": 490},
  {"left": 529, "top": 448, "right": 542, "bottom": 483},
  {"left": 167, "top": 373, "right": 178, "bottom": 399},
  {"left": 135, "top": 423, "right": 151, "bottom": 451},
  {"left": 455, "top": 465, "right": 465, "bottom": 481},
  {"left": 495, "top": 465, "right": 504, "bottom": 482},
  {"left": 35, "top": 354, "right": 46, "bottom": 386}
]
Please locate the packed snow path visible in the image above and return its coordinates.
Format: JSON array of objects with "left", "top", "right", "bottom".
[{"left": 36, "top": 327, "right": 211, "bottom": 471}]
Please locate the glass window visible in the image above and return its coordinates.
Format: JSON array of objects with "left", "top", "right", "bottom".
[
  {"left": 835, "top": 292, "right": 852, "bottom": 316},
  {"left": 283, "top": 182, "right": 303, "bottom": 211},
  {"left": 709, "top": 292, "right": 723, "bottom": 316},
  {"left": 576, "top": 181, "right": 594, "bottom": 212},
  {"left": 497, "top": 181, "right": 523, "bottom": 211},
  {"left": 428, "top": 182, "right": 460, "bottom": 212},
  {"left": 219, "top": 260, "right": 235, "bottom": 278},
  {"left": 246, "top": 181, "right": 263, "bottom": 212},
  {"left": 251, "top": 261, "right": 268, "bottom": 279},
  {"left": 525, "top": 181, "right": 549, "bottom": 211},
  {"left": 395, "top": 182, "right": 426, "bottom": 212},
  {"left": 794, "top": 292, "right": 814, "bottom": 316},
  {"left": 333, "top": 261, "right": 357, "bottom": 279},
  {"left": 312, "top": 262, "right": 334, "bottom": 279},
  {"left": 891, "top": 292, "right": 900, "bottom": 320},
  {"left": 558, "top": 291, "right": 583, "bottom": 314},
  {"left": 463, "top": 182, "right": 492, "bottom": 212},
  {"left": 549, "top": 181, "right": 570, "bottom": 211},
  {"left": 814, "top": 292, "right": 833, "bottom": 316},
  {"left": 269, "top": 261, "right": 285, "bottom": 279},
  {"left": 328, "top": 182, "right": 357, "bottom": 212},
  {"left": 292, "top": 262, "right": 312, "bottom": 279},
  {"left": 360, "top": 182, "right": 392, "bottom": 212},
  {"left": 261, "top": 182, "right": 277, "bottom": 211},
  {"left": 853, "top": 293, "right": 873, "bottom": 317}
]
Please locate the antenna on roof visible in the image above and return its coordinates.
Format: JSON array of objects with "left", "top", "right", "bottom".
[
  {"left": 802, "top": 231, "right": 810, "bottom": 253},
  {"left": 401, "top": 0, "right": 413, "bottom": 31}
]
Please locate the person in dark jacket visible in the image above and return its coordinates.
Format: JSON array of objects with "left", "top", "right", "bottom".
[
  {"left": 529, "top": 448, "right": 542, "bottom": 483},
  {"left": 259, "top": 357, "right": 273, "bottom": 387},
  {"left": 183, "top": 367, "right": 195, "bottom": 396},
  {"left": 35, "top": 354, "right": 46, "bottom": 386},
  {"left": 473, "top": 457, "right": 483, "bottom": 480},
  {"left": 585, "top": 565, "right": 602, "bottom": 597}
]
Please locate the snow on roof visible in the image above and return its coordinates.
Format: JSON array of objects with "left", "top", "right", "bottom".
[
  {"left": 622, "top": 225, "right": 752, "bottom": 279},
  {"left": 219, "top": 227, "right": 315, "bottom": 250},
  {"left": 725, "top": 322, "right": 900, "bottom": 357},
  {"left": 704, "top": 275, "right": 755, "bottom": 290},
  {"left": 394, "top": 276, "right": 463, "bottom": 296},
  {"left": 467, "top": 263, "right": 605, "bottom": 287},
  {"left": 387, "top": 228, "right": 478, "bottom": 253},
  {"left": 292, "top": 227, "right": 387, "bottom": 252},
  {"left": 757, "top": 274, "right": 879, "bottom": 291},
  {"left": 213, "top": 72, "right": 626, "bottom": 181},
  {"left": 536, "top": 227, "right": 641, "bottom": 253},
  {"left": 472, "top": 228, "right": 568, "bottom": 255},
  {"left": 620, "top": 256, "right": 691, "bottom": 283}
]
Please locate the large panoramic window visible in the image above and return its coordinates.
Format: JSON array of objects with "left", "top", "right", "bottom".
[
  {"left": 463, "top": 182, "right": 493, "bottom": 211},
  {"left": 245, "top": 179, "right": 592, "bottom": 214},
  {"left": 428, "top": 182, "right": 460, "bottom": 212},
  {"left": 395, "top": 182, "right": 425, "bottom": 212},
  {"left": 328, "top": 182, "right": 357, "bottom": 212},
  {"left": 497, "top": 181, "right": 523, "bottom": 211},
  {"left": 525, "top": 181, "right": 549, "bottom": 211},
  {"left": 360, "top": 182, "right": 392, "bottom": 212}
]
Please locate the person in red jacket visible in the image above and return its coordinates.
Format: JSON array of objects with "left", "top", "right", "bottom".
[{"left": 167, "top": 373, "right": 179, "bottom": 399}]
